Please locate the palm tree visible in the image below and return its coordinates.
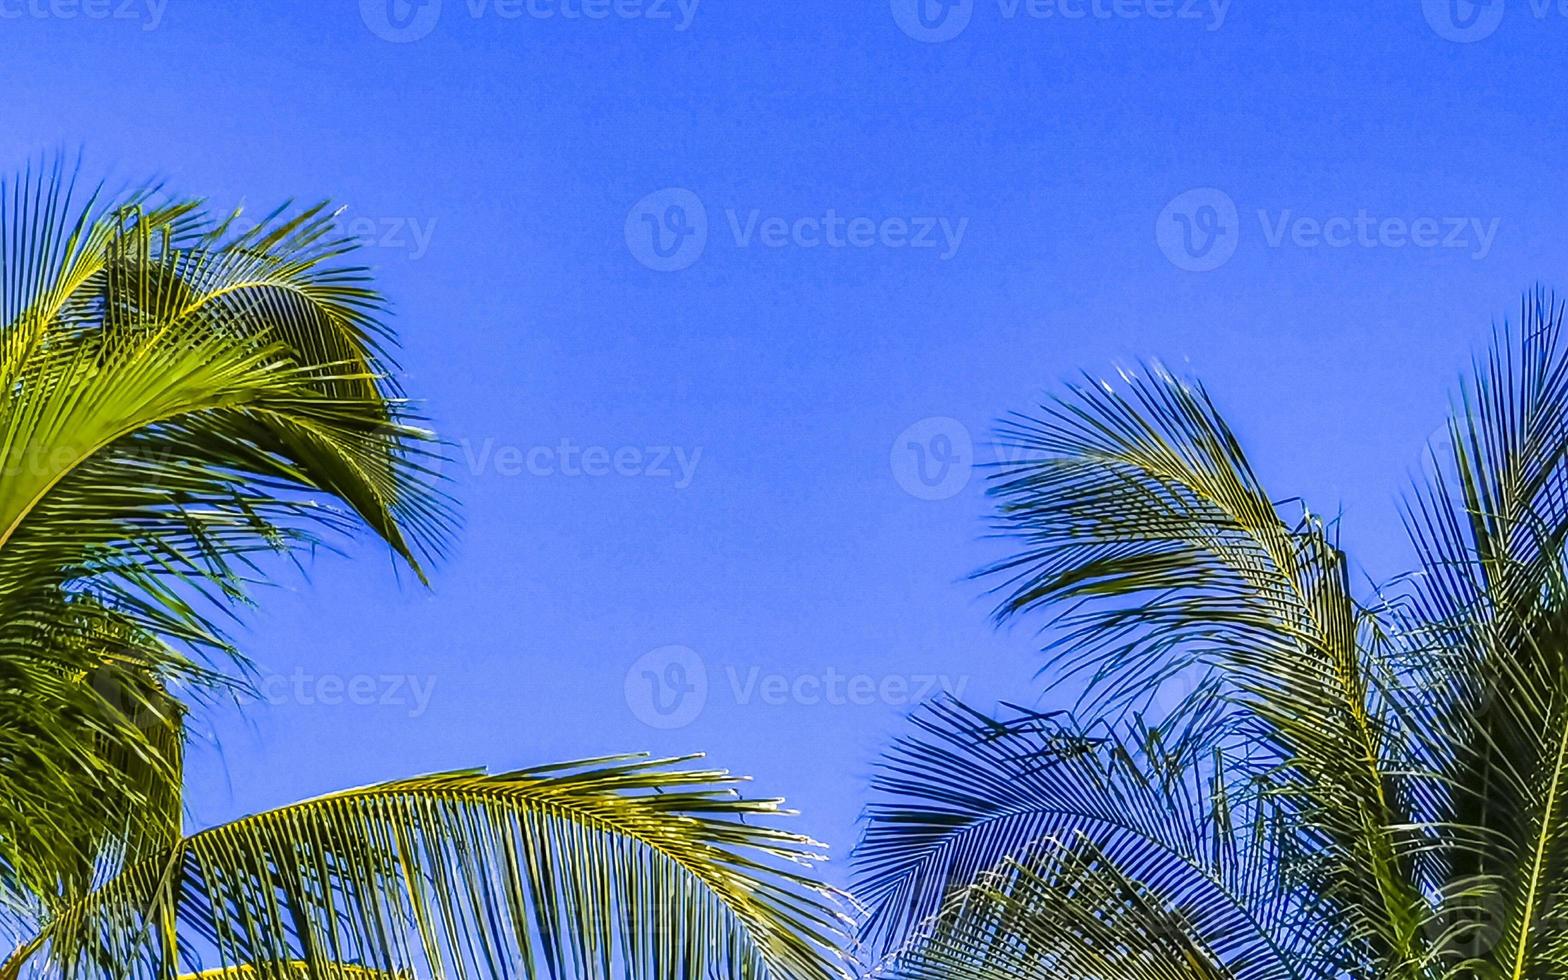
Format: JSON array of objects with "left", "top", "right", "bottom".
[
  {"left": 853, "top": 293, "right": 1568, "bottom": 979},
  {"left": 0, "top": 159, "right": 848, "bottom": 980}
]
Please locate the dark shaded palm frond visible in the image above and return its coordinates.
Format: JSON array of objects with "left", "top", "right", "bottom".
[
  {"left": 852, "top": 697, "right": 1337, "bottom": 978},
  {"left": 0, "top": 158, "right": 453, "bottom": 920},
  {"left": 1396, "top": 290, "right": 1568, "bottom": 977},
  {"left": 0, "top": 594, "right": 195, "bottom": 911},
  {"left": 875, "top": 844, "right": 1252, "bottom": 980},
  {"left": 858, "top": 291, "right": 1568, "bottom": 978},
  {"left": 3, "top": 756, "right": 853, "bottom": 980},
  {"left": 973, "top": 363, "right": 1429, "bottom": 963}
]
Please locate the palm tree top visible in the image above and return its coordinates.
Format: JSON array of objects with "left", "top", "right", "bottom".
[
  {"left": 0, "top": 156, "right": 854, "bottom": 980},
  {"left": 855, "top": 291, "right": 1568, "bottom": 980}
]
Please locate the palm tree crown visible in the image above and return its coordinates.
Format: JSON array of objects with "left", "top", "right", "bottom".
[
  {"left": 0, "top": 160, "right": 850, "bottom": 980},
  {"left": 855, "top": 293, "right": 1568, "bottom": 980}
]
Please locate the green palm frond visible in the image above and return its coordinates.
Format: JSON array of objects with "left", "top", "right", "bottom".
[
  {"left": 855, "top": 290, "right": 1568, "bottom": 979},
  {"left": 179, "top": 965, "right": 409, "bottom": 980},
  {"left": 0, "top": 157, "right": 852, "bottom": 980},
  {"left": 4, "top": 756, "right": 852, "bottom": 980},
  {"left": 0, "top": 157, "right": 453, "bottom": 919},
  {"left": 876, "top": 846, "right": 1242, "bottom": 980},
  {"left": 973, "top": 362, "right": 1429, "bottom": 965},
  {"left": 852, "top": 697, "right": 1336, "bottom": 978},
  {"left": 1397, "top": 291, "right": 1568, "bottom": 977}
]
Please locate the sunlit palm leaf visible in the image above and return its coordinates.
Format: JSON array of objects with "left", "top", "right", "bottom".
[
  {"left": 5, "top": 756, "right": 852, "bottom": 980},
  {"left": 858, "top": 292, "right": 1568, "bottom": 978},
  {"left": 0, "top": 157, "right": 452, "bottom": 922},
  {"left": 180, "top": 965, "right": 409, "bottom": 980},
  {"left": 1398, "top": 291, "right": 1568, "bottom": 977}
]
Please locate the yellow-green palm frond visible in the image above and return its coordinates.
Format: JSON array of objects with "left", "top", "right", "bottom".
[
  {"left": 1396, "top": 290, "right": 1568, "bottom": 978},
  {"left": 0, "top": 156, "right": 453, "bottom": 919},
  {"left": 865, "top": 290, "right": 1568, "bottom": 979},
  {"left": 6, "top": 756, "right": 852, "bottom": 980}
]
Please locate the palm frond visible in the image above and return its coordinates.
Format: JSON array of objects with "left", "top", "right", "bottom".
[
  {"left": 975, "top": 364, "right": 1429, "bottom": 963},
  {"left": 0, "top": 157, "right": 453, "bottom": 921},
  {"left": 1397, "top": 291, "right": 1568, "bottom": 976},
  {"left": 5, "top": 756, "right": 852, "bottom": 980},
  {"left": 875, "top": 845, "right": 1245, "bottom": 980},
  {"left": 179, "top": 965, "right": 409, "bottom": 980},
  {"left": 852, "top": 697, "right": 1335, "bottom": 977}
]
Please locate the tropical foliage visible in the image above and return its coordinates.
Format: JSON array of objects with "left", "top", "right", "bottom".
[
  {"left": 854, "top": 293, "right": 1568, "bottom": 979},
  {"left": 0, "top": 160, "right": 848, "bottom": 980}
]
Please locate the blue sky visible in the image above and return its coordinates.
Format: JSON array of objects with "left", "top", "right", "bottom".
[{"left": 6, "top": 0, "right": 1566, "bottom": 888}]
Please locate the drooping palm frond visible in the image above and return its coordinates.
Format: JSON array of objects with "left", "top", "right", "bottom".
[
  {"left": 0, "top": 157, "right": 854, "bottom": 980},
  {"left": 875, "top": 847, "right": 1241, "bottom": 980},
  {"left": 1395, "top": 291, "right": 1568, "bottom": 977},
  {"left": 0, "top": 157, "right": 453, "bottom": 921},
  {"left": 972, "top": 364, "right": 1430, "bottom": 966},
  {"left": 2, "top": 756, "right": 853, "bottom": 980},
  {"left": 858, "top": 291, "right": 1568, "bottom": 979},
  {"left": 852, "top": 697, "right": 1337, "bottom": 978}
]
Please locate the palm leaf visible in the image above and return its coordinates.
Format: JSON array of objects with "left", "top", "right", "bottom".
[
  {"left": 973, "top": 364, "right": 1432, "bottom": 966},
  {"left": 179, "top": 965, "right": 409, "bottom": 980},
  {"left": 874, "top": 844, "right": 1245, "bottom": 980},
  {"left": 0, "top": 157, "right": 452, "bottom": 923},
  {"left": 852, "top": 697, "right": 1335, "bottom": 977},
  {"left": 1397, "top": 291, "right": 1568, "bottom": 977},
  {"left": 4, "top": 755, "right": 852, "bottom": 980}
]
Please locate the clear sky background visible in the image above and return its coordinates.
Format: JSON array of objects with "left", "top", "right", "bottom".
[{"left": 6, "top": 0, "right": 1565, "bottom": 889}]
